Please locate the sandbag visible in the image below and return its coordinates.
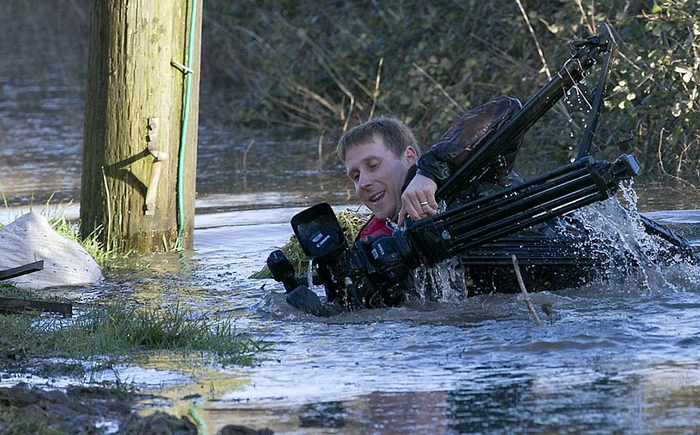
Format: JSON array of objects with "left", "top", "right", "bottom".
[{"left": 0, "top": 212, "right": 102, "bottom": 289}]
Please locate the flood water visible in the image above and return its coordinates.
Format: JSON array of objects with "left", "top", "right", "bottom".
[{"left": 2, "top": 84, "right": 700, "bottom": 434}]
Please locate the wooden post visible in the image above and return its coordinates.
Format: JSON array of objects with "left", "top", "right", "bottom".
[{"left": 80, "top": 0, "right": 202, "bottom": 253}]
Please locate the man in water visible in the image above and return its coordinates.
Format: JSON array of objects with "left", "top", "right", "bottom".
[
  {"left": 338, "top": 96, "right": 523, "bottom": 241},
  {"left": 286, "top": 96, "right": 524, "bottom": 315},
  {"left": 337, "top": 116, "right": 432, "bottom": 241}
]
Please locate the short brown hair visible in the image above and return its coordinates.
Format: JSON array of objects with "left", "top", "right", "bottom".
[{"left": 337, "top": 116, "right": 419, "bottom": 161}]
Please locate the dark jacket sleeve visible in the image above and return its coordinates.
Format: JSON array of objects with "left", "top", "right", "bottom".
[{"left": 416, "top": 96, "right": 523, "bottom": 187}]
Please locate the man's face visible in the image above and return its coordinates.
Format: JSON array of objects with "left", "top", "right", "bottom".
[{"left": 344, "top": 135, "right": 417, "bottom": 221}]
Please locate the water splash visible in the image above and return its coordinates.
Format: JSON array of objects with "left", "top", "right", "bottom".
[
  {"left": 307, "top": 259, "right": 314, "bottom": 288},
  {"left": 412, "top": 257, "right": 469, "bottom": 303},
  {"left": 409, "top": 199, "right": 471, "bottom": 302},
  {"left": 409, "top": 181, "right": 698, "bottom": 302},
  {"left": 563, "top": 180, "right": 699, "bottom": 292}
]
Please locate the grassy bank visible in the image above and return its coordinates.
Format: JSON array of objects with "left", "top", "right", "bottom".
[
  {"left": 0, "top": 201, "right": 262, "bottom": 371},
  {"left": 0, "top": 292, "right": 265, "bottom": 371}
]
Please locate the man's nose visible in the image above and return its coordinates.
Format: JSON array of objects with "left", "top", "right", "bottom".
[{"left": 358, "top": 172, "right": 375, "bottom": 190}]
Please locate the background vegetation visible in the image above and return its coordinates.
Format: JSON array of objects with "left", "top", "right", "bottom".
[
  {"left": 204, "top": 0, "right": 699, "bottom": 181},
  {"left": 1, "top": 0, "right": 697, "bottom": 183}
]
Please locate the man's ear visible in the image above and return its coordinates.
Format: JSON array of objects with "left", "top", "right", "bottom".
[{"left": 404, "top": 146, "right": 418, "bottom": 165}]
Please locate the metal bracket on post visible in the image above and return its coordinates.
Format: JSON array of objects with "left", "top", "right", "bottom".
[
  {"left": 171, "top": 60, "right": 194, "bottom": 75},
  {"left": 144, "top": 117, "right": 168, "bottom": 216}
]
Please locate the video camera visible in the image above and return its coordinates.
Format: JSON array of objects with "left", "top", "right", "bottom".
[{"left": 265, "top": 24, "right": 664, "bottom": 309}]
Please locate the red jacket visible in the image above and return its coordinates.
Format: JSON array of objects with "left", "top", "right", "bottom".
[{"left": 358, "top": 216, "right": 394, "bottom": 241}]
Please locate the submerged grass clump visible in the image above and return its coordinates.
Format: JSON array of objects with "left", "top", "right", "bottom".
[
  {"left": 0, "top": 299, "right": 265, "bottom": 367},
  {"left": 250, "top": 208, "right": 370, "bottom": 279}
]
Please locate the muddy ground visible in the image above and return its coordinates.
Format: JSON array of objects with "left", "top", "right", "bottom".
[{"left": 0, "top": 383, "right": 273, "bottom": 435}]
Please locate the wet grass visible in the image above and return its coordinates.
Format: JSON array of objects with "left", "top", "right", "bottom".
[
  {"left": 0, "top": 282, "right": 43, "bottom": 300},
  {"left": 48, "top": 217, "right": 122, "bottom": 269},
  {"left": 0, "top": 284, "right": 231, "bottom": 433},
  {"left": 0, "top": 290, "right": 266, "bottom": 370},
  {"left": 1, "top": 200, "right": 266, "bottom": 376}
]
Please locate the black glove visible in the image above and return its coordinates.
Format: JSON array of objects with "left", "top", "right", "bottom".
[{"left": 286, "top": 285, "right": 332, "bottom": 317}]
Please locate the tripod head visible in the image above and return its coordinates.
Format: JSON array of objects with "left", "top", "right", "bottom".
[{"left": 437, "top": 23, "right": 616, "bottom": 201}]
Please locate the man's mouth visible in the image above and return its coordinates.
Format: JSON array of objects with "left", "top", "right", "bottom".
[{"left": 368, "top": 191, "right": 385, "bottom": 204}]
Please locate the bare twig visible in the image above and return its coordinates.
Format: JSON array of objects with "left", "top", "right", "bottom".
[
  {"left": 469, "top": 32, "right": 540, "bottom": 75},
  {"left": 676, "top": 137, "right": 693, "bottom": 177},
  {"left": 368, "top": 57, "right": 383, "bottom": 120},
  {"left": 291, "top": 82, "right": 340, "bottom": 115},
  {"left": 664, "top": 174, "right": 699, "bottom": 190},
  {"left": 616, "top": 49, "right": 645, "bottom": 73},
  {"left": 318, "top": 131, "right": 324, "bottom": 160},
  {"left": 513, "top": 0, "right": 576, "bottom": 122},
  {"left": 275, "top": 13, "right": 358, "bottom": 129},
  {"left": 573, "top": 0, "right": 596, "bottom": 35},
  {"left": 343, "top": 96, "right": 355, "bottom": 133},
  {"left": 514, "top": 0, "right": 552, "bottom": 80},
  {"left": 242, "top": 139, "right": 256, "bottom": 171},
  {"left": 511, "top": 254, "right": 542, "bottom": 325},
  {"left": 657, "top": 127, "right": 667, "bottom": 175},
  {"left": 563, "top": 64, "right": 593, "bottom": 109},
  {"left": 207, "top": 18, "right": 274, "bottom": 52}
]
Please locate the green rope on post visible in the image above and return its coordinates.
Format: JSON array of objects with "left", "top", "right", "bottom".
[{"left": 176, "top": 0, "right": 198, "bottom": 250}]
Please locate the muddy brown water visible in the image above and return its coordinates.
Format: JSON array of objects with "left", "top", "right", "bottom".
[{"left": 1, "top": 84, "right": 700, "bottom": 434}]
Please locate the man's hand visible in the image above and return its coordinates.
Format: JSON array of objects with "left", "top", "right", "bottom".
[{"left": 398, "top": 174, "right": 438, "bottom": 226}]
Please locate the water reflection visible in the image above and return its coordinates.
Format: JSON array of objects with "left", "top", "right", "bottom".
[
  {"left": 204, "top": 359, "right": 700, "bottom": 434},
  {"left": 1, "top": 83, "right": 698, "bottom": 213},
  {"left": 0, "top": 81, "right": 355, "bottom": 207},
  {"left": 185, "top": 204, "right": 699, "bottom": 434}
]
